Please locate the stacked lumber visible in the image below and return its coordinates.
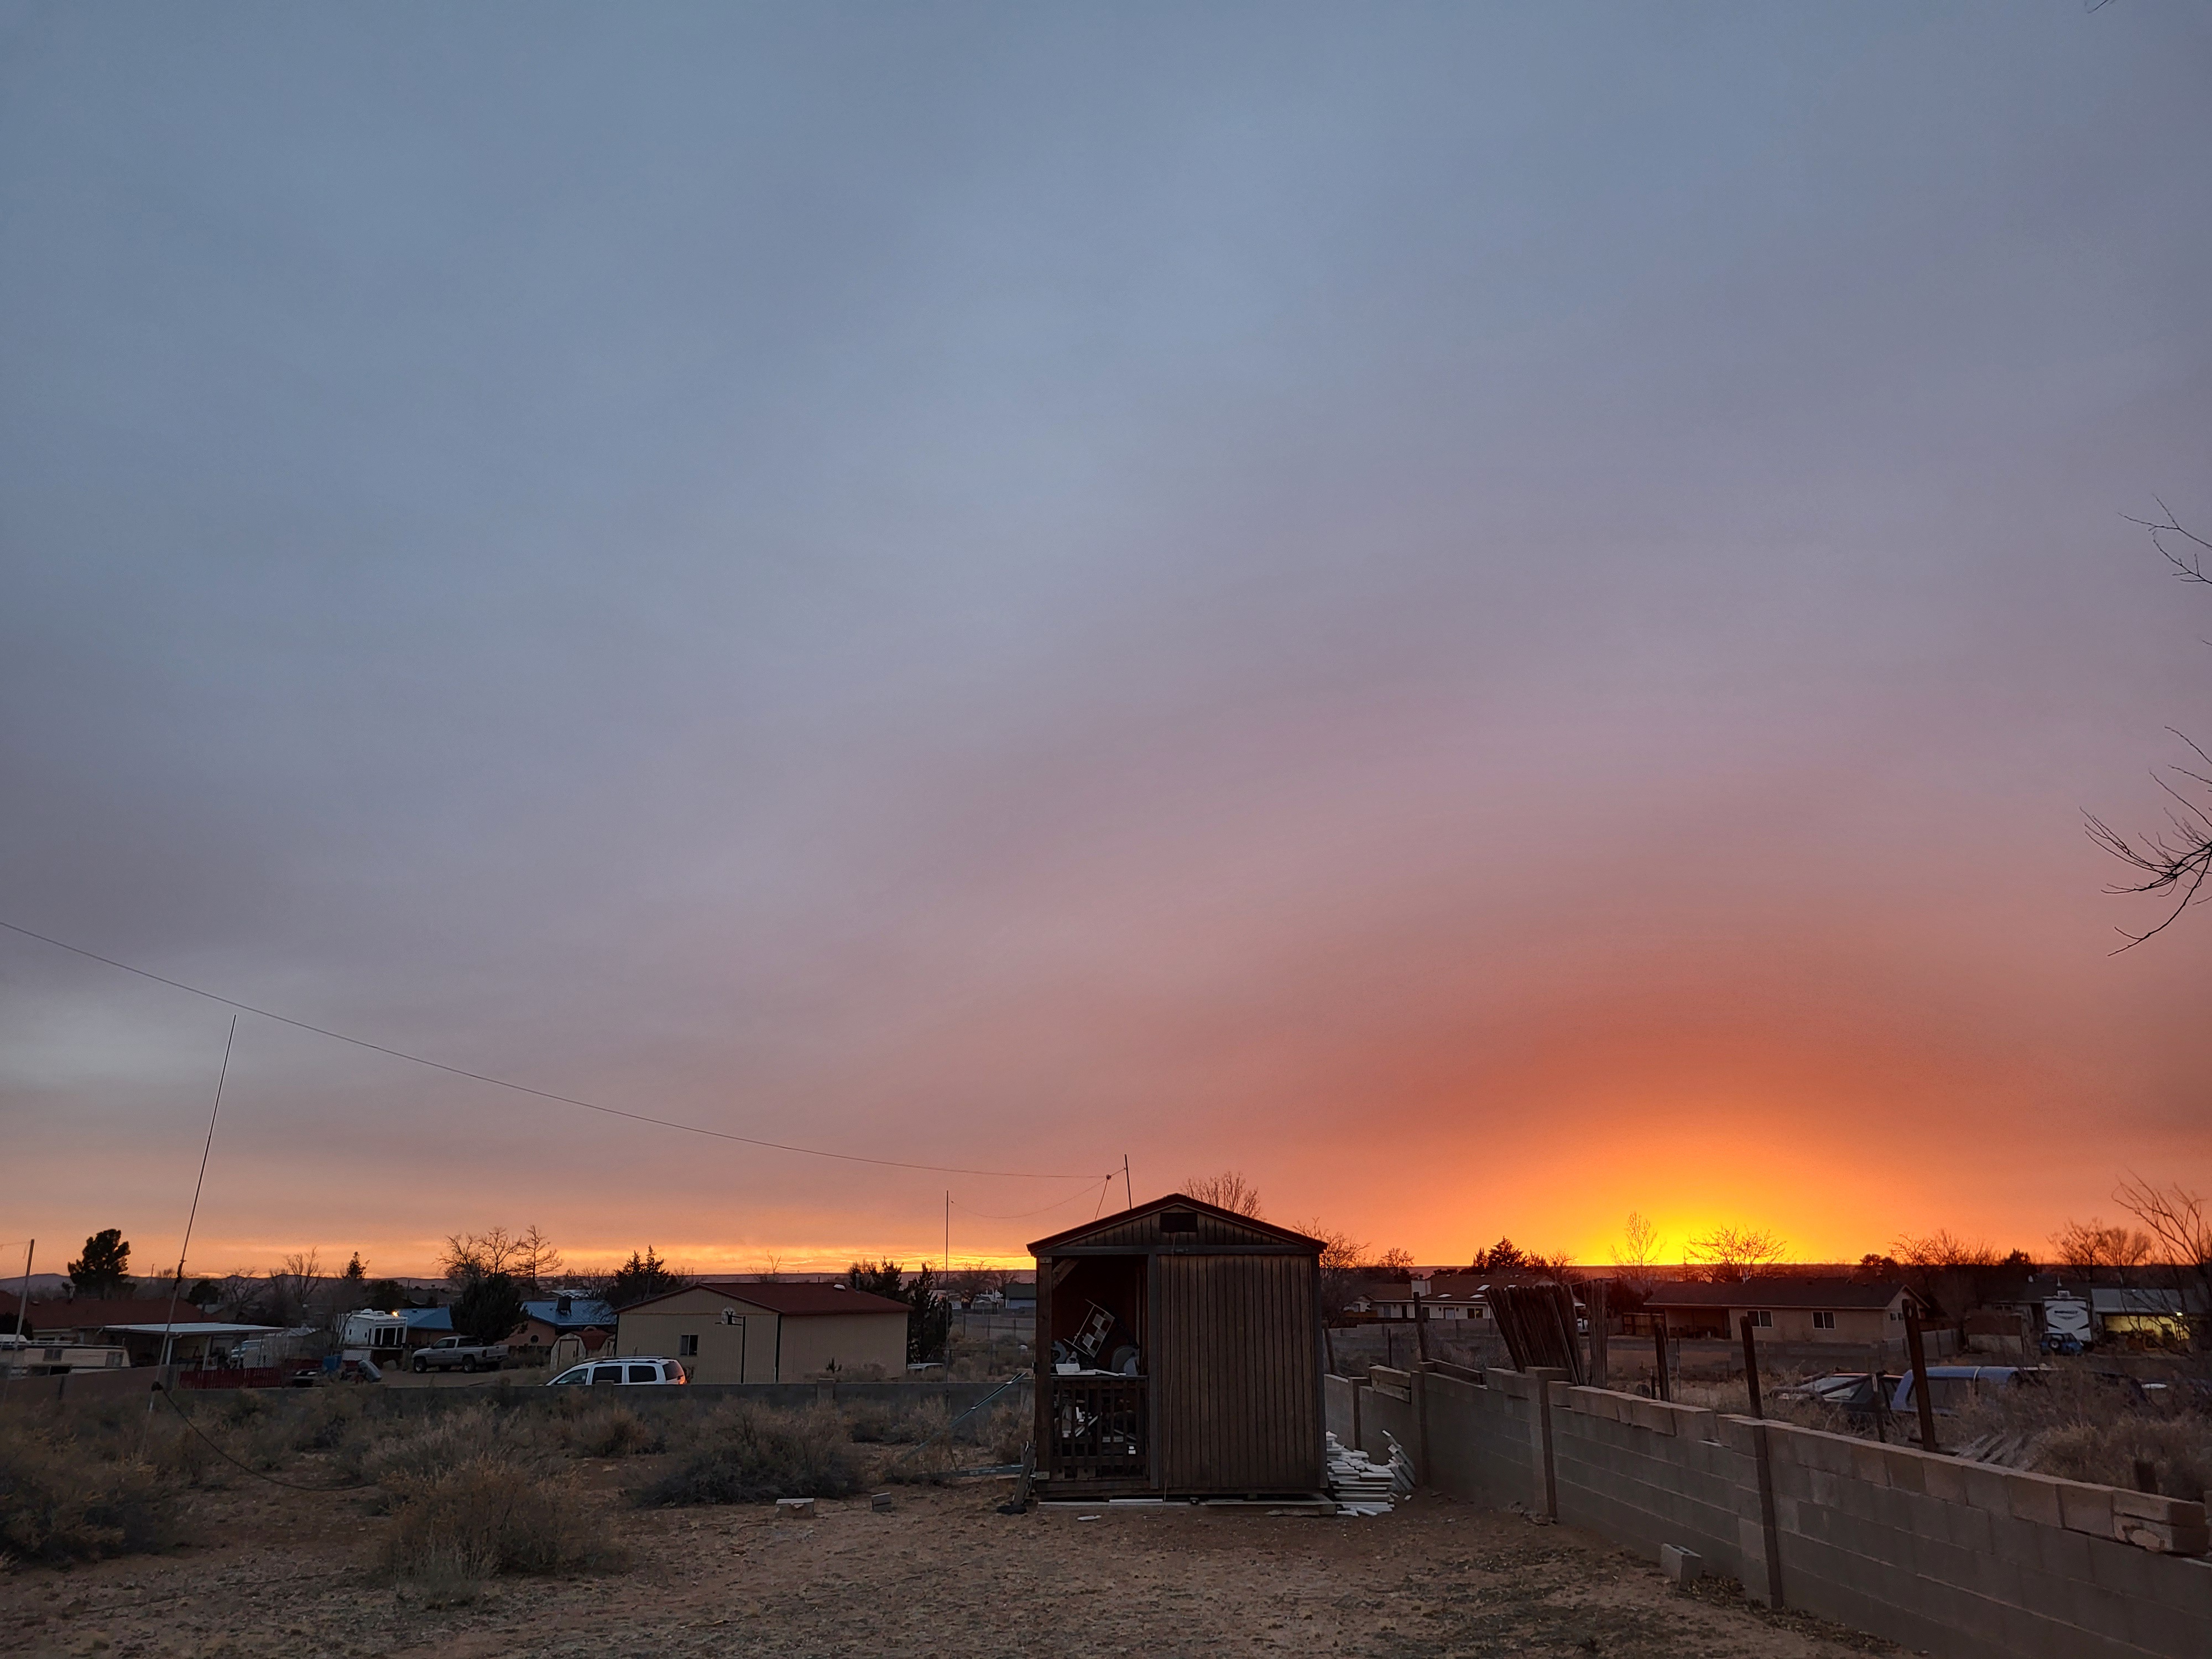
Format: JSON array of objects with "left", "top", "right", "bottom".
[{"left": 1325, "top": 1432, "right": 1397, "bottom": 1515}]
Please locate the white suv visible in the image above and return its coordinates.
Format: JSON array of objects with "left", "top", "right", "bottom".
[{"left": 546, "top": 1355, "right": 687, "bottom": 1386}]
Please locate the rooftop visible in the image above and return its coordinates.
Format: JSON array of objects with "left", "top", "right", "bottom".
[
  {"left": 1644, "top": 1277, "right": 1910, "bottom": 1312},
  {"left": 624, "top": 1281, "right": 912, "bottom": 1318}
]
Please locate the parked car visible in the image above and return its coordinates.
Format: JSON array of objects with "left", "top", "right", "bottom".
[
  {"left": 1771, "top": 1373, "right": 1902, "bottom": 1419},
  {"left": 546, "top": 1355, "right": 687, "bottom": 1386},
  {"left": 411, "top": 1335, "right": 510, "bottom": 1373},
  {"left": 1886, "top": 1366, "right": 2046, "bottom": 1415}
]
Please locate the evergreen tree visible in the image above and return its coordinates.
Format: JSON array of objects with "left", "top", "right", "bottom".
[{"left": 68, "top": 1228, "right": 132, "bottom": 1297}]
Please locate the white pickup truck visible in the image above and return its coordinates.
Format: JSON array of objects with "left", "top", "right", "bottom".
[{"left": 410, "top": 1334, "right": 509, "bottom": 1373}]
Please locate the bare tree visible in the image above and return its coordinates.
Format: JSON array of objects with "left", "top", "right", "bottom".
[
  {"left": 1684, "top": 1225, "right": 1787, "bottom": 1282},
  {"left": 1892, "top": 1231, "right": 1999, "bottom": 1270},
  {"left": 1293, "top": 1218, "right": 1371, "bottom": 1321},
  {"left": 265, "top": 1250, "right": 325, "bottom": 1327},
  {"left": 948, "top": 1261, "right": 1010, "bottom": 1299},
  {"left": 1374, "top": 1246, "right": 1416, "bottom": 1274},
  {"left": 2089, "top": 504, "right": 2212, "bottom": 946},
  {"left": 2049, "top": 1217, "right": 2154, "bottom": 1277},
  {"left": 1610, "top": 1212, "right": 1663, "bottom": 1297},
  {"left": 1535, "top": 1249, "right": 1584, "bottom": 1286},
  {"left": 513, "top": 1225, "right": 563, "bottom": 1291},
  {"left": 1180, "top": 1170, "right": 1264, "bottom": 1218},
  {"left": 2116, "top": 1175, "right": 2212, "bottom": 1350},
  {"left": 441, "top": 1227, "right": 520, "bottom": 1286}
]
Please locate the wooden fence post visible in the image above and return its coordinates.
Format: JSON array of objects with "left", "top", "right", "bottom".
[
  {"left": 1739, "top": 1316, "right": 1763, "bottom": 1418},
  {"left": 1904, "top": 1307, "right": 1938, "bottom": 1453}
]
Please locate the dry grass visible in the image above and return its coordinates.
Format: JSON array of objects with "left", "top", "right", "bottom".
[
  {"left": 633, "top": 1402, "right": 861, "bottom": 1507},
  {"left": 0, "top": 1410, "right": 181, "bottom": 1563},
  {"left": 379, "top": 1451, "right": 624, "bottom": 1585},
  {"left": 561, "top": 1402, "right": 666, "bottom": 1458},
  {"left": 1949, "top": 1368, "right": 2212, "bottom": 1500},
  {"left": 842, "top": 1397, "right": 947, "bottom": 1444}
]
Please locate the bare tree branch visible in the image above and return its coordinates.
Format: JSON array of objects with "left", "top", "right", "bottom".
[{"left": 2091, "top": 506, "right": 2212, "bottom": 946}]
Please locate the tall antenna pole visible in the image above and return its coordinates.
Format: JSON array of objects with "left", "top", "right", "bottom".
[
  {"left": 4, "top": 1239, "right": 30, "bottom": 1391},
  {"left": 1122, "top": 1154, "right": 1132, "bottom": 1212},
  {"left": 154, "top": 1018, "right": 236, "bottom": 1396},
  {"left": 13, "top": 1240, "right": 30, "bottom": 1340},
  {"left": 943, "top": 1189, "right": 950, "bottom": 1276}
]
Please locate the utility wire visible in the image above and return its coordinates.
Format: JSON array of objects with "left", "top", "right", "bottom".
[
  {"left": 153, "top": 1384, "right": 370, "bottom": 1491},
  {"left": 0, "top": 918, "right": 1112, "bottom": 1182},
  {"left": 947, "top": 1177, "right": 1114, "bottom": 1221}
]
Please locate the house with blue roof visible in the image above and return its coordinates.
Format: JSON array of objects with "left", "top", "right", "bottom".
[{"left": 510, "top": 1293, "right": 617, "bottom": 1363}]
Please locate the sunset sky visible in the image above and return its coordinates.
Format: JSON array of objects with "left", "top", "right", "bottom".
[{"left": 4, "top": 4, "right": 2211, "bottom": 1280}]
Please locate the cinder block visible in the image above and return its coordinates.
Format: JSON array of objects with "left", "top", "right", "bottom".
[
  {"left": 1921, "top": 1455, "right": 1969, "bottom": 1507},
  {"left": 1717, "top": 1413, "right": 1760, "bottom": 1455},
  {"left": 1848, "top": 1442, "right": 1892, "bottom": 1487},
  {"left": 1661, "top": 1543, "right": 1703, "bottom": 1585},
  {"left": 2084, "top": 1531, "right": 2162, "bottom": 1600},
  {"left": 2120, "top": 1516, "right": 2212, "bottom": 1557},
  {"left": 2007, "top": 1471, "right": 2065, "bottom": 1529},
  {"left": 870, "top": 1491, "right": 893, "bottom": 1512},
  {"left": 1963, "top": 1462, "right": 2017, "bottom": 1519},
  {"left": 2115, "top": 1489, "right": 2208, "bottom": 1528},
  {"left": 775, "top": 1496, "right": 816, "bottom": 1518},
  {"left": 1804, "top": 1431, "right": 1859, "bottom": 1477},
  {"left": 2122, "top": 1594, "right": 2212, "bottom": 1659},
  {"left": 1676, "top": 1406, "right": 1720, "bottom": 1443},
  {"left": 2057, "top": 1480, "right": 2116, "bottom": 1541},
  {"left": 1883, "top": 1447, "right": 1929, "bottom": 1495},
  {"left": 2031, "top": 1517, "right": 2095, "bottom": 1582}
]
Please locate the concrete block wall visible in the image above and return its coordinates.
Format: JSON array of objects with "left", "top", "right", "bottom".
[
  {"left": 1762, "top": 1423, "right": 2212, "bottom": 1659},
  {"left": 1324, "top": 1369, "right": 2212, "bottom": 1659},
  {"left": 1548, "top": 1384, "right": 1775, "bottom": 1600}
]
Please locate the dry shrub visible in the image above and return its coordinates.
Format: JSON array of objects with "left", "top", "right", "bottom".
[
  {"left": 843, "top": 1398, "right": 947, "bottom": 1444},
  {"left": 566, "top": 1402, "right": 664, "bottom": 1458},
  {"left": 351, "top": 1404, "right": 511, "bottom": 1485},
  {"left": 634, "top": 1402, "right": 859, "bottom": 1506},
  {"left": 874, "top": 1437, "right": 963, "bottom": 1486},
  {"left": 0, "top": 1418, "right": 180, "bottom": 1563},
  {"left": 977, "top": 1400, "right": 1030, "bottom": 1465},
  {"left": 380, "top": 1451, "right": 623, "bottom": 1582},
  {"left": 2033, "top": 1417, "right": 2210, "bottom": 1501}
]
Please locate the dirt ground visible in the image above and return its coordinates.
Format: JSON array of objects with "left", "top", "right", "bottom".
[{"left": 0, "top": 1469, "right": 1896, "bottom": 1659}]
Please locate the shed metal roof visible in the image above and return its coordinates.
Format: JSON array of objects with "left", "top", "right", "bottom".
[
  {"left": 618, "top": 1281, "right": 911, "bottom": 1318},
  {"left": 1030, "top": 1194, "right": 1322, "bottom": 1255}
]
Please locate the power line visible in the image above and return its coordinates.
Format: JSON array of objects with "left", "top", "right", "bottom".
[
  {"left": 0, "top": 918, "right": 1112, "bottom": 1182},
  {"left": 948, "top": 1177, "right": 1115, "bottom": 1220}
]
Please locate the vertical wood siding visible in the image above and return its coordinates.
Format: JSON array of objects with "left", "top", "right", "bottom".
[{"left": 1156, "top": 1253, "right": 1322, "bottom": 1491}]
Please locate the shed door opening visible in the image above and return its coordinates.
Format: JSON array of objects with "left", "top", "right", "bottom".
[{"left": 1046, "top": 1254, "right": 1147, "bottom": 1481}]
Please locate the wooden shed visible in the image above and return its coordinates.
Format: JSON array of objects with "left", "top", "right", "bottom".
[{"left": 1029, "top": 1196, "right": 1326, "bottom": 1499}]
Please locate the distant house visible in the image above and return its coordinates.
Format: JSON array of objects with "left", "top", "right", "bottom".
[
  {"left": 0, "top": 1296, "right": 193, "bottom": 1344},
  {"left": 511, "top": 1294, "right": 617, "bottom": 1359},
  {"left": 614, "top": 1281, "right": 910, "bottom": 1383},
  {"left": 2091, "top": 1287, "right": 2190, "bottom": 1343},
  {"left": 1642, "top": 1278, "right": 1921, "bottom": 1344},
  {"left": 1363, "top": 1274, "right": 1500, "bottom": 1323}
]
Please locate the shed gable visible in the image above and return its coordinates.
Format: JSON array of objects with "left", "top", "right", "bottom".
[{"left": 1031, "top": 1196, "right": 1321, "bottom": 1256}]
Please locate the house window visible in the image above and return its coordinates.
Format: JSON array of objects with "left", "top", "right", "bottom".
[
  {"left": 1750, "top": 1311, "right": 1772, "bottom": 1328},
  {"left": 679, "top": 1334, "right": 698, "bottom": 1357},
  {"left": 1812, "top": 1311, "right": 1835, "bottom": 1331}
]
